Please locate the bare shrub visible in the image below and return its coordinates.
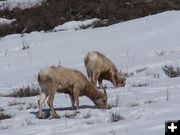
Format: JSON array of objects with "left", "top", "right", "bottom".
[
  {"left": 144, "top": 99, "right": 157, "bottom": 104},
  {"left": 64, "top": 111, "right": 77, "bottom": 119},
  {"left": 155, "top": 50, "right": 167, "bottom": 56},
  {"left": 83, "top": 111, "right": 92, "bottom": 119},
  {"left": 86, "top": 120, "right": 94, "bottom": 125},
  {"left": 0, "top": 0, "right": 180, "bottom": 37},
  {"left": 122, "top": 72, "right": 134, "bottom": 78},
  {"left": 0, "top": 112, "right": 11, "bottom": 120},
  {"left": 145, "top": 71, "right": 160, "bottom": 79},
  {"left": 166, "top": 87, "right": 169, "bottom": 101},
  {"left": 3, "top": 84, "right": 40, "bottom": 97},
  {"left": 122, "top": 67, "right": 147, "bottom": 78},
  {"left": 0, "top": 125, "right": 9, "bottom": 130},
  {"left": 8, "top": 100, "right": 25, "bottom": 106},
  {"left": 158, "top": 0, "right": 177, "bottom": 10},
  {"left": 110, "top": 128, "right": 116, "bottom": 135},
  {"left": 26, "top": 103, "right": 38, "bottom": 109},
  {"left": 0, "top": 23, "right": 15, "bottom": 37},
  {"left": 22, "top": 40, "right": 30, "bottom": 50},
  {"left": 15, "top": 106, "right": 24, "bottom": 110},
  {"left": 135, "top": 67, "right": 148, "bottom": 73},
  {"left": 4, "top": 49, "right": 8, "bottom": 55},
  {"left": 22, "top": 119, "right": 34, "bottom": 126},
  {"left": 162, "top": 65, "right": 180, "bottom": 78},
  {"left": 127, "top": 102, "right": 140, "bottom": 107},
  {"left": 131, "top": 82, "right": 149, "bottom": 87},
  {"left": 109, "top": 110, "right": 124, "bottom": 122},
  {"left": 152, "top": 73, "right": 160, "bottom": 79},
  {"left": 0, "top": 107, "right": 4, "bottom": 112}
]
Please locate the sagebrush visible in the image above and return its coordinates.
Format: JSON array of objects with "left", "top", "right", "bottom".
[
  {"left": 0, "top": 0, "right": 180, "bottom": 37},
  {"left": 0, "top": 112, "right": 11, "bottom": 120},
  {"left": 162, "top": 65, "right": 180, "bottom": 78},
  {"left": 2, "top": 85, "right": 40, "bottom": 97}
]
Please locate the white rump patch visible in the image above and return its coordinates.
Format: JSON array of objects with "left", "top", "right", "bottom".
[
  {"left": 39, "top": 68, "right": 51, "bottom": 75},
  {"left": 88, "top": 51, "right": 98, "bottom": 60}
]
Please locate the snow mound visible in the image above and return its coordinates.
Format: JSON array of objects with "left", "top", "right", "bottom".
[
  {"left": 52, "top": 18, "right": 101, "bottom": 32},
  {"left": 0, "top": 18, "right": 16, "bottom": 25}
]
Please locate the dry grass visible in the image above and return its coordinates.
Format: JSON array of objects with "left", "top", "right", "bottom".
[
  {"left": 0, "top": 107, "right": 4, "bottom": 112},
  {"left": 127, "top": 102, "right": 140, "bottom": 107},
  {"left": 2, "top": 85, "right": 40, "bottom": 97},
  {"left": 0, "top": 0, "right": 180, "bottom": 37},
  {"left": 8, "top": 100, "right": 25, "bottom": 106},
  {"left": 162, "top": 65, "right": 180, "bottom": 78},
  {"left": 109, "top": 111, "right": 124, "bottom": 122},
  {"left": 0, "top": 112, "right": 11, "bottom": 120},
  {"left": 131, "top": 82, "right": 149, "bottom": 87},
  {"left": 83, "top": 111, "right": 92, "bottom": 119}
]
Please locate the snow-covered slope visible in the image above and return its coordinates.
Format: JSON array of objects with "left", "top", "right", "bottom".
[
  {"left": 0, "top": 0, "right": 43, "bottom": 10},
  {"left": 0, "top": 11, "right": 180, "bottom": 135}
]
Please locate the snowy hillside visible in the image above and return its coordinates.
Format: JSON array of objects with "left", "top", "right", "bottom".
[
  {"left": 0, "top": 11, "right": 180, "bottom": 135},
  {"left": 0, "top": 0, "right": 43, "bottom": 10}
]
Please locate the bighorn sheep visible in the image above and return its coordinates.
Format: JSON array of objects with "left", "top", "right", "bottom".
[
  {"left": 38, "top": 66, "right": 107, "bottom": 119},
  {"left": 84, "top": 51, "right": 126, "bottom": 88}
]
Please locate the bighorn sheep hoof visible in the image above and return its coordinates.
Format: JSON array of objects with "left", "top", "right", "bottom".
[
  {"left": 75, "top": 110, "right": 80, "bottom": 114},
  {"left": 38, "top": 116, "right": 43, "bottom": 119},
  {"left": 49, "top": 114, "right": 60, "bottom": 119}
]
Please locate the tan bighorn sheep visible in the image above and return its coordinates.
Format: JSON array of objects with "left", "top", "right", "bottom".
[
  {"left": 38, "top": 66, "right": 107, "bottom": 119},
  {"left": 84, "top": 51, "right": 126, "bottom": 88}
]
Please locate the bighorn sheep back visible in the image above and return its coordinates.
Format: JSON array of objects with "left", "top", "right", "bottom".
[
  {"left": 38, "top": 66, "right": 107, "bottom": 119},
  {"left": 84, "top": 51, "right": 126, "bottom": 88}
]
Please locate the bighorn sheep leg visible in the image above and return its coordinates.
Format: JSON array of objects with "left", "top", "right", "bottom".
[
  {"left": 73, "top": 86, "right": 80, "bottom": 110},
  {"left": 98, "top": 78, "right": 103, "bottom": 89},
  {"left": 92, "top": 71, "right": 100, "bottom": 87},
  {"left": 110, "top": 72, "right": 117, "bottom": 87},
  {"left": 69, "top": 95, "right": 75, "bottom": 110},
  {"left": 47, "top": 85, "right": 60, "bottom": 118},
  {"left": 38, "top": 92, "right": 47, "bottom": 118},
  {"left": 86, "top": 66, "right": 92, "bottom": 81}
]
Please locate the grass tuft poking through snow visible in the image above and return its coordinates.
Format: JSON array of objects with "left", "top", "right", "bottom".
[
  {"left": 1, "top": 84, "right": 40, "bottom": 97},
  {"left": 162, "top": 65, "right": 180, "bottom": 78},
  {"left": 0, "top": 111, "right": 12, "bottom": 120},
  {"left": 109, "top": 109, "right": 125, "bottom": 122}
]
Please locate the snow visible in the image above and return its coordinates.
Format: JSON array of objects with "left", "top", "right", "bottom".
[
  {"left": 0, "top": 11, "right": 180, "bottom": 135},
  {"left": 0, "top": 18, "right": 16, "bottom": 25},
  {"left": 52, "top": 18, "right": 101, "bottom": 32},
  {"left": 0, "top": 0, "right": 43, "bottom": 10}
]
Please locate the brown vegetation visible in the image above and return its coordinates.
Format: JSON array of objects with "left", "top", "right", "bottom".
[
  {"left": 1, "top": 85, "right": 40, "bottom": 97},
  {"left": 0, "top": 0, "right": 180, "bottom": 37},
  {"left": 0, "top": 111, "right": 11, "bottom": 120},
  {"left": 162, "top": 65, "right": 180, "bottom": 78}
]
